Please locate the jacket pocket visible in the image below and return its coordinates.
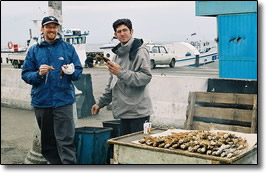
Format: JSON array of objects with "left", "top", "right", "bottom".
[
  {"left": 31, "top": 84, "right": 44, "bottom": 96},
  {"left": 31, "top": 85, "right": 50, "bottom": 105}
]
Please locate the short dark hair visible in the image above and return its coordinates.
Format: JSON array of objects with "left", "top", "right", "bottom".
[{"left": 112, "top": 19, "right": 132, "bottom": 32}]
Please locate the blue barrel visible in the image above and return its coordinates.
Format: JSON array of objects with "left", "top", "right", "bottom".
[
  {"left": 74, "top": 127, "right": 112, "bottom": 164},
  {"left": 102, "top": 120, "right": 121, "bottom": 138},
  {"left": 102, "top": 120, "right": 121, "bottom": 164}
]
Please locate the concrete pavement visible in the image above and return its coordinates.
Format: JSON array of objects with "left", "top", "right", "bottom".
[{"left": 1, "top": 105, "right": 114, "bottom": 164}]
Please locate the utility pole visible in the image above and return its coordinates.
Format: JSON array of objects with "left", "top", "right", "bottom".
[{"left": 48, "top": 1, "right": 63, "bottom": 33}]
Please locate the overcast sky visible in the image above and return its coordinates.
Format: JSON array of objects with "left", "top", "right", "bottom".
[{"left": 2, "top": 1, "right": 220, "bottom": 48}]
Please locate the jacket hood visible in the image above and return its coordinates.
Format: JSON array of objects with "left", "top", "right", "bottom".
[
  {"left": 37, "top": 33, "right": 63, "bottom": 47},
  {"left": 112, "top": 38, "right": 144, "bottom": 61}
]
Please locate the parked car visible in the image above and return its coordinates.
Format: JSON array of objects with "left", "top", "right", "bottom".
[{"left": 146, "top": 44, "right": 176, "bottom": 69}]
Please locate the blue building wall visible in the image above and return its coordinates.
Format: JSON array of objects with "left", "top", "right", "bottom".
[
  {"left": 219, "top": 13, "right": 257, "bottom": 79},
  {"left": 196, "top": 1, "right": 257, "bottom": 16},
  {"left": 196, "top": 1, "right": 258, "bottom": 80}
]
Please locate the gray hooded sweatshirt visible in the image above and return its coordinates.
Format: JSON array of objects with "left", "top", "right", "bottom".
[{"left": 97, "top": 37, "right": 154, "bottom": 119}]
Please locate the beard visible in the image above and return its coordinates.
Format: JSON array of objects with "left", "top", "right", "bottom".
[{"left": 45, "top": 32, "right": 57, "bottom": 42}]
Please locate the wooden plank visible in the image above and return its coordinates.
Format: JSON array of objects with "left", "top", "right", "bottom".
[
  {"left": 112, "top": 144, "right": 119, "bottom": 164},
  {"left": 184, "top": 92, "right": 196, "bottom": 130},
  {"left": 193, "top": 92, "right": 256, "bottom": 106},
  {"left": 111, "top": 140, "right": 231, "bottom": 163},
  {"left": 194, "top": 106, "right": 253, "bottom": 123},
  {"left": 251, "top": 95, "right": 257, "bottom": 133},
  {"left": 191, "top": 121, "right": 251, "bottom": 133},
  {"left": 185, "top": 92, "right": 257, "bottom": 134},
  {"left": 112, "top": 143, "right": 257, "bottom": 164},
  {"left": 232, "top": 145, "right": 257, "bottom": 164},
  {"left": 113, "top": 144, "right": 213, "bottom": 164}
]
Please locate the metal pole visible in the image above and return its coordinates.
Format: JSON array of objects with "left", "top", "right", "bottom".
[
  {"left": 48, "top": 1, "right": 63, "bottom": 33},
  {"left": 195, "top": 55, "right": 199, "bottom": 67},
  {"left": 29, "top": 29, "right": 32, "bottom": 39}
]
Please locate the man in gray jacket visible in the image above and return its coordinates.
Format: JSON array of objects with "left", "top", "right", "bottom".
[{"left": 91, "top": 18, "right": 153, "bottom": 135}]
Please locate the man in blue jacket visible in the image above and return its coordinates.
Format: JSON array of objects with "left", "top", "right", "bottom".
[{"left": 21, "top": 16, "right": 82, "bottom": 164}]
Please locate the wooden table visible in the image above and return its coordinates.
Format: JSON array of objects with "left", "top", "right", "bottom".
[{"left": 108, "top": 129, "right": 257, "bottom": 164}]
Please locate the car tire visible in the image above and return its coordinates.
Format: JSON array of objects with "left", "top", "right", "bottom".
[
  {"left": 169, "top": 58, "right": 175, "bottom": 68},
  {"left": 150, "top": 60, "right": 155, "bottom": 69},
  {"left": 12, "top": 60, "right": 18, "bottom": 68}
]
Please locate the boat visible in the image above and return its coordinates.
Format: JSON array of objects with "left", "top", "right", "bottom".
[
  {"left": 1, "top": 1, "right": 89, "bottom": 68},
  {"left": 98, "top": 39, "right": 218, "bottom": 68},
  {"left": 99, "top": 38, "right": 153, "bottom": 62},
  {"left": 26, "top": 28, "right": 89, "bottom": 67},
  {"left": 1, "top": 42, "right": 27, "bottom": 67},
  {"left": 164, "top": 41, "right": 218, "bottom": 67},
  {"left": 1, "top": 28, "right": 89, "bottom": 68},
  {"left": 62, "top": 28, "right": 89, "bottom": 66},
  {"left": 99, "top": 43, "right": 116, "bottom": 61}
]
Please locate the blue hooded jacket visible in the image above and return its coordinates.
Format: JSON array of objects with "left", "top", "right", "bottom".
[{"left": 21, "top": 33, "right": 83, "bottom": 108}]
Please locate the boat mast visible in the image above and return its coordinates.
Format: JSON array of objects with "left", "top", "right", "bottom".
[{"left": 48, "top": 1, "right": 63, "bottom": 33}]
